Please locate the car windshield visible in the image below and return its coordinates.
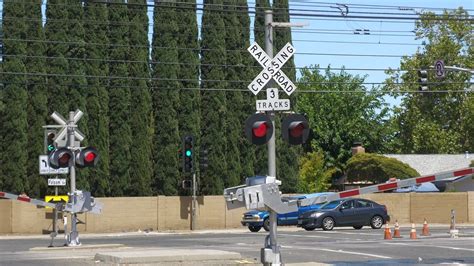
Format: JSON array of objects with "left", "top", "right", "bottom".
[{"left": 320, "top": 200, "right": 343, "bottom": 210}]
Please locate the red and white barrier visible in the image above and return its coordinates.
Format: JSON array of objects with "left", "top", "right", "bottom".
[
  {"left": 0, "top": 191, "right": 57, "bottom": 209},
  {"left": 299, "top": 167, "right": 474, "bottom": 206}
]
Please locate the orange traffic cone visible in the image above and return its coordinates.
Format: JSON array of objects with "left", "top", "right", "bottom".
[
  {"left": 410, "top": 223, "right": 417, "bottom": 239},
  {"left": 384, "top": 223, "right": 392, "bottom": 240},
  {"left": 421, "top": 218, "right": 430, "bottom": 236},
  {"left": 393, "top": 220, "right": 402, "bottom": 238}
]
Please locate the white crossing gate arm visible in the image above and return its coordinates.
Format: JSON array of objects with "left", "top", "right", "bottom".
[
  {"left": 0, "top": 191, "right": 58, "bottom": 209},
  {"left": 299, "top": 167, "right": 474, "bottom": 207}
]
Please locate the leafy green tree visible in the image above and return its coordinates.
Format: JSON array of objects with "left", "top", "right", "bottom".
[
  {"left": 151, "top": 1, "right": 181, "bottom": 195},
  {"left": 200, "top": 0, "right": 227, "bottom": 195},
  {"left": 176, "top": 0, "right": 201, "bottom": 193},
  {"left": 223, "top": 0, "right": 242, "bottom": 187},
  {"left": 297, "top": 67, "right": 391, "bottom": 179},
  {"left": 24, "top": 0, "right": 48, "bottom": 198},
  {"left": 346, "top": 153, "right": 419, "bottom": 183},
  {"left": 84, "top": 1, "right": 110, "bottom": 196},
  {"left": 108, "top": 0, "right": 131, "bottom": 196},
  {"left": 66, "top": 0, "right": 89, "bottom": 191},
  {"left": 297, "top": 150, "right": 333, "bottom": 193},
  {"left": 236, "top": 0, "right": 255, "bottom": 178},
  {"left": 45, "top": 0, "right": 69, "bottom": 115},
  {"left": 1, "top": 1, "right": 29, "bottom": 194},
  {"left": 385, "top": 8, "right": 473, "bottom": 154},
  {"left": 128, "top": 0, "right": 153, "bottom": 196}
]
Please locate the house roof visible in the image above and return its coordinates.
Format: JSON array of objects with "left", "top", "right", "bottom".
[{"left": 384, "top": 154, "right": 472, "bottom": 176}]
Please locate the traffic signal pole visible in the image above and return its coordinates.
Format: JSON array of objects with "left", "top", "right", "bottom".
[
  {"left": 264, "top": 10, "right": 280, "bottom": 266},
  {"left": 67, "top": 111, "right": 80, "bottom": 246}
]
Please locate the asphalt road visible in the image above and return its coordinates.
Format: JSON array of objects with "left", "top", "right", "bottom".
[{"left": 0, "top": 226, "right": 473, "bottom": 265}]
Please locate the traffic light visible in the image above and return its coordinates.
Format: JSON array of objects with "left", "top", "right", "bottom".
[
  {"left": 182, "top": 135, "right": 194, "bottom": 173},
  {"left": 49, "top": 147, "right": 74, "bottom": 169},
  {"left": 200, "top": 148, "right": 209, "bottom": 171},
  {"left": 245, "top": 113, "right": 273, "bottom": 145},
  {"left": 46, "top": 130, "right": 56, "bottom": 155},
  {"left": 418, "top": 69, "right": 428, "bottom": 91},
  {"left": 282, "top": 114, "right": 310, "bottom": 145},
  {"left": 75, "top": 147, "right": 99, "bottom": 168}
]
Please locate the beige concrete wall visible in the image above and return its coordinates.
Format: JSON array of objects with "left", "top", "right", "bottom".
[
  {"left": 86, "top": 197, "right": 157, "bottom": 233},
  {"left": 197, "top": 196, "right": 226, "bottom": 230},
  {"left": 0, "top": 200, "right": 12, "bottom": 234},
  {"left": 410, "top": 193, "right": 468, "bottom": 223},
  {"left": 1, "top": 193, "right": 473, "bottom": 235},
  {"left": 158, "top": 196, "right": 191, "bottom": 231},
  {"left": 469, "top": 192, "right": 474, "bottom": 223},
  {"left": 361, "top": 193, "right": 411, "bottom": 223}
]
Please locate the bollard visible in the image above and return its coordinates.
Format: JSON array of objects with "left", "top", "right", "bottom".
[{"left": 449, "top": 209, "right": 459, "bottom": 238}]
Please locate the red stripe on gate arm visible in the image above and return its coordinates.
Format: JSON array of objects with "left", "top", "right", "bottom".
[
  {"left": 378, "top": 182, "right": 398, "bottom": 191},
  {"left": 339, "top": 189, "right": 360, "bottom": 198},
  {"left": 17, "top": 197, "right": 31, "bottom": 203},
  {"left": 0, "top": 192, "right": 4, "bottom": 197},
  {"left": 416, "top": 175, "right": 435, "bottom": 184},
  {"left": 453, "top": 168, "right": 473, "bottom": 177}
]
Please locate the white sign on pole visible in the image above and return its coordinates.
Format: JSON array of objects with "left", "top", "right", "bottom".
[
  {"left": 39, "top": 155, "right": 68, "bottom": 175},
  {"left": 248, "top": 42, "right": 297, "bottom": 96},
  {"left": 48, "top": 178, "right": 67, "bottom": 186},
  {"left": 256, "top": 88, "right": 291, "bottom": 111},
  {"left": 434, "top": 60, "right": 445, "bottom": 79}
]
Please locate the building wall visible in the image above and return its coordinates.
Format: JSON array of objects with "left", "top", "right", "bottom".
[{"left": 0, "top": 193, "right": 473, "bottom": 234}]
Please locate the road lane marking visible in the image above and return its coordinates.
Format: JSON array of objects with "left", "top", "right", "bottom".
[
  {"left": 279, "top": 233, "right": 331, "bottom": 239},
  {"left": 384, "top": 242, "right": 474, "bottom": 252},
  {"left": 281, "top": 245, "right": 392, "bottom": 259},
  {"left": 318, "top": 231, "right": 379, "bottom": 236}
]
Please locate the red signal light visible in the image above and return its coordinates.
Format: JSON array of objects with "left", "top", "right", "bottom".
[
  {"left": 245, "top": 113, "right": 273, "bottom": 145},
  {"left": 252, "top": 122, "right": 268, "bottom": 137},
  {"left": 76, "top": 147, "right": 99, "bottom": 168},
  {"left": 289, "top": 122, "right": 305, "bottom": 138},
  {"left": 49, "top": 147, "right": 74, "bottom": 169},
  {"left": 282, "top": 114, "right": 310, "bottom": 145},
  {"left": 84, "top": 152, "right": 96, "bottom": 163}
]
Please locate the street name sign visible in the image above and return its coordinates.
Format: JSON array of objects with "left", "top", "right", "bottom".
[
  {"left": 39, "top": 155, "right": 68, "bottom": 175},
  {"left": 256, "top": 88, "right": 291, "bottom": 111},
  {"left": 48, "top": 178, "right": 67, "bottom": 186},
  {"left": 248, "top": 42, "right": 297, "bottom": 96}
]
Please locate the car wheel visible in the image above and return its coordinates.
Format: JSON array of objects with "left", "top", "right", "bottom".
[
  {"left": 303, "top": 226, "right": 316, "bottom": 231},
  {"left": 353, "top": 225, "right": 363, "bottom": 230},
  {"left": 248, "top": 225, "right": 262, "bottom": 232},
  {"left": 263, "top": 218, "right": 270, "bottom": 232},
  {"left": 370, "top": 215, "right": 384, "bottom": 229},
  {"left": 321, "top": 217, "right": 335, "bottom": 231}
]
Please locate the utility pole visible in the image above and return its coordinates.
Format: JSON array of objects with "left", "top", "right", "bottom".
[{"left": 191, "top": 172, "right": 197, "bottom": 230}]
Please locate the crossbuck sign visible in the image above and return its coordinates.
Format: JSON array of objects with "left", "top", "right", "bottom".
[{"left": 248, "top": 42, "right": 296, "bottom": 96}]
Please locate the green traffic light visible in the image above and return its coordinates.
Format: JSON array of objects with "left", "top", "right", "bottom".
[
  {"left": 48, "top": 145, "right": 55, "bottom": 152},
  {"left": 185, "top": 150, "right": 192, "bottom": 157}
]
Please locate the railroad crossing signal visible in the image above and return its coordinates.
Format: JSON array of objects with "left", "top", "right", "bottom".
[
  {"left": 281, "top": 114, "right": 310, "bottom": 145},
  {"left": 182, "top": 135, "right": 194, "bottom": 173},
  {"left": 245, "top": 113, "right": 273, "bottom": 145},
  {"left": 248, "top": 42, "right": 296, "bottom": 96},
  {"left": 49, "top": 147, "right": 74, "bottom": 169},
  {"left": 75, "top": 147, "right": 100, "bottom": 168}
]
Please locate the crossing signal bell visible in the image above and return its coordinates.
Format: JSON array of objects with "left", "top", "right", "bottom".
[
  {"left": 245, "top": 113, "right": 273, "bottom": 145},
  {"left": 418, "top": 69, "right": 429, "bottom": 91},
  {"left": 282, "top": 114, "right": 310, "bottom": 145},
  {"left": 76, "top": 147, "right": 99, "bottom": 168},
  {"left": 182, "top": 135, "right": 194, "bottom": 173},
  {"left": 49, "top": 147, "right": 74, "bottom": 169}
]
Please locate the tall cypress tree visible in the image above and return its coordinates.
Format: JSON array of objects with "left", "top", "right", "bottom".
[
  {"left": 67, "top": 0, "right": 89, "bottom": 190},
  {"left": 273, "top": 0, "right": 299, "bottom": 192},
  {"left": 176, "top": 0, "right": 200, "bottom": 195},
  {"left": 45, "top": 0, "right": 69, "bottom": 115},
  {"left": 84, "top": 1, "right": 110, "bottom": 196},
  {"left": 151, "top": 1, "right": 181, "bottom": 195},
  {"left": 128, "top": 0, "right": 153, "bottom": 196},
  {"left": 25, "top": 0, "right": 48, "bottom": 198},
  {"left": 236, "top": 0, "right": 256, "bottom": 178},
  {"left": 1, "top": 1, "right": 29, "bottom": 193},
  {"left": 108, "top": 0, "right": 131, "bottom": 196},
  {"left": 223, "top": 0, "right": 242, "bottom": 187},
  {"left": 253, "top": 0, "right": 270, "bottom": 175},
  {"left": 200, "top": 0, "right": 227, "bottom": 195}
]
